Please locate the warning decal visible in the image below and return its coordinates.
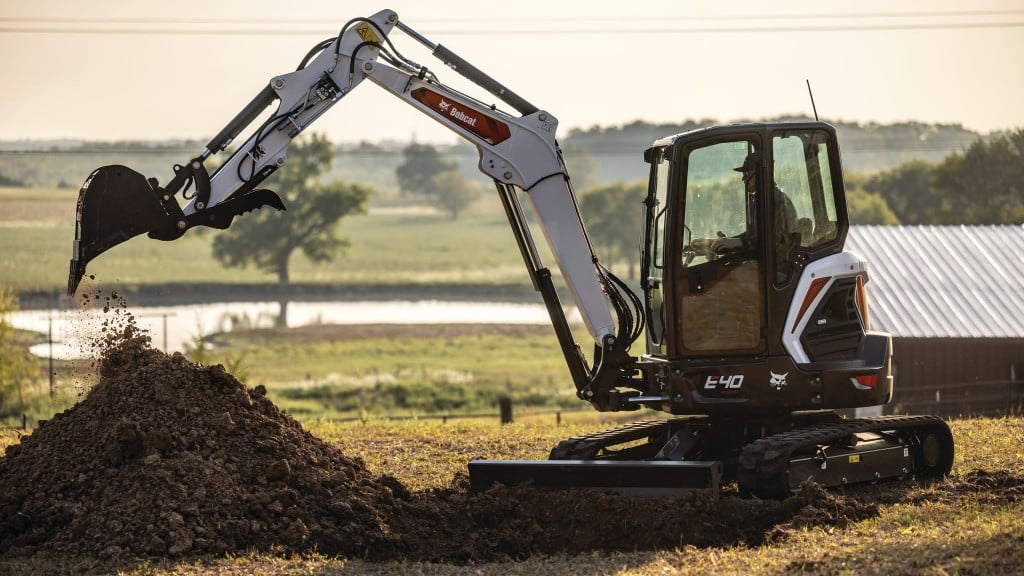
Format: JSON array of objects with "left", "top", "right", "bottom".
[{"left": 355, "top": 24, "right": 381, "bottom": 44}]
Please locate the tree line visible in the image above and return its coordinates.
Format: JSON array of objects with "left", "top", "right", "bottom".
[{"left": 848, "top": 128, "right": 1024, "bottom": 225}]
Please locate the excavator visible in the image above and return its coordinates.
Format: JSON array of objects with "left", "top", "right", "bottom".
[{"left": 68, "top": 9, "right": 954, "bottom": 498}]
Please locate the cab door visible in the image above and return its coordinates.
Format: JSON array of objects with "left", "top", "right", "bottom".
[{"left": 673, "top": 137, "right": 767, "bottom": 356}]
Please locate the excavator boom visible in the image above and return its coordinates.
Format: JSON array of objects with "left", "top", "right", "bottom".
[{"left": 67, "top": 9, "right": 641, "bottom": 412}]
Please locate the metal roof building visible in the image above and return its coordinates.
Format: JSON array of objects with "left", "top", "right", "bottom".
[
  {"left": 847, "top": 225, "right": 1024, "bottom": 339},
  {"left": 845, "top": 225, "right": 1024, "bottom": 417}
]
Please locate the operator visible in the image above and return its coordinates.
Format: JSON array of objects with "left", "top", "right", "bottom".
[{"left": 690, "top": 152, "right": 797, "bottom": 264}]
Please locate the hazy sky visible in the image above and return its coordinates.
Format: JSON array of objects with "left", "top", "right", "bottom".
[{"left": 2, "top": 0, "right": 1022, "bottom": 145}]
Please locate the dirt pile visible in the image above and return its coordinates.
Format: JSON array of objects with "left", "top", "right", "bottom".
[
  {"left": 0, "top": 316, "right": 405, "bottom": 559},
  {"left": 0, "top": 299, "right": 881, "bottom": 562}
]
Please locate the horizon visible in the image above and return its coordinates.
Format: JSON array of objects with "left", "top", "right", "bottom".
[{"left": 0, "top": 116, "right": 1007, "bottom": 149}]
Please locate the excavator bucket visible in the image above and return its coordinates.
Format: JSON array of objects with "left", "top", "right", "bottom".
[{"left": 68, "top": 165, "right": 177, "bottom": 295}]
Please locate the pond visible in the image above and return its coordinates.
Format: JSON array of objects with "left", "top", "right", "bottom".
[{"left": 7, "top": 300, "right": 558, "bottom": 359}]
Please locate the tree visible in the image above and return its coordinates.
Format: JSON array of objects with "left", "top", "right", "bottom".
[
  {"left": 579, "top": 181, "right": 646, "bottom": 279},
  {"left": 931, "top": 129, "right": 1024, "bottom": 224},
  {"left": 864, "top": 160, "right": 941, "bottom": 224},
  {"left": 0, "top": 171, "right": 24, "bottom": 187},
  {"left": 395, "top": 142, "right": 457, "bottom": 197},
  {"left": 211, "top": 133, "right": 370, "bottom": 284},
  {"left": 863, "top": 130, "right": 1024, "bottom": 225},
  {"left": 846, "top": 189, "right": 901, "bottom": 225},
  {"left": 428, "top": 170, "right": 480, "bottom": 220},
  {"left": 844, "top": 172, "right": 900, "bottom": 225}
]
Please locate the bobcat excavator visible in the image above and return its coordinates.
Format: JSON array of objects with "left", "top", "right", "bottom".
[{"left": 68, "top": 9, "right": 954, "bottom": 498}]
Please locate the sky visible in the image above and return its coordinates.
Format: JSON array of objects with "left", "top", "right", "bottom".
[{"left": 1, "top": 0, "right": 1022, "bottom": 146}]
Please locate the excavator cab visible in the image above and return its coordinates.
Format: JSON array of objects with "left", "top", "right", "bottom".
[{"left": 638, "top": 122, "right": 893, "bottom": 414}]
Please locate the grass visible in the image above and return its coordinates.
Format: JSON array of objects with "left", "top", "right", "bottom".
[
  {"left": 1, "top": 417, "right": 1021, "bottom": 575},
  {"left": 2, "top": 322, "right": 596, "bottom": 427},
  {"left": 215, "top": 324, "right": 577, "bottom": 419},
  {"left": 0, "top": 186, "right": 550, "bottom": 294}
]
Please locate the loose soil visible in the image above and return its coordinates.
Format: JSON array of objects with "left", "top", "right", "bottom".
[{"left": 1, "top": 295, "right": 1019, "bottom": 563}]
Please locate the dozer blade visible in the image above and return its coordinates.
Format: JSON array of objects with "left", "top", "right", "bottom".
[
  {"left": 68, "top": 165, "right": 177, "bottom": 295},
  {"left": 468, "top": 459, "right": 722, "bottom": 497}
]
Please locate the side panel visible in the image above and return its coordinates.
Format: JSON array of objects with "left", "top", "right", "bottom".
[{"left": 782, "top": 252, "right": 868, "bottom": 364}]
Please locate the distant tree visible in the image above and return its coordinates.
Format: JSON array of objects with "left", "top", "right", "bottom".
[
  {"left": 864, "top": 160, "right": 941, "bottom": 224},
  {"left": 846, "top": 189, "right": 901, "bottom": 225},
  {"left": 844, "top": 172, "right": 900, "bottom": 225},
  {"left": 931, "top": 129, "right": 1024, "bottom": 224},
  {"left": 211, "top": 133, "right": 370, "bottom": 284},
  {"left": 0, "top": 171, "right": 23, "bottom": 187},
  {"left": 863, "top": 130, "right": 1024, "bottom": 225},
  {"left": 395, "top": 142, "right": 457, "bottom": 197},
  {"left": 579, "top": 181, "right": 646, "bottom": 279},
  {"left": 427, "top": 170, "right": 480, "bottom": 220}
]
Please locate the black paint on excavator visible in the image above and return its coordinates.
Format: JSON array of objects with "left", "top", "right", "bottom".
[
  {"left": 468, "top": 459, "right": 722, "bottom": 496},
  {"left": 68, "top": 165, "right": 175, "bottom": 295}
]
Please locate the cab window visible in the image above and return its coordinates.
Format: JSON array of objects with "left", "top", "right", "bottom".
[{"left": 772, "top": 131, "right": 840, "bottom": 283}]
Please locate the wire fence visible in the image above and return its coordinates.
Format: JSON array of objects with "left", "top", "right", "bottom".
[
  {"left": 0, "top": 401, "right": 599, "bottom": 433},
  {"left": 322, "top": 401, "right": 594, "bottom": 426}
]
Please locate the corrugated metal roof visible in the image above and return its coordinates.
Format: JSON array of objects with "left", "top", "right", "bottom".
[{"left": 846, "top": 225, "right": 1024, "bottom": 338}]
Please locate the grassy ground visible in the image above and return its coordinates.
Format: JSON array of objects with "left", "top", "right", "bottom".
[
  {"left": 1, "top": 323, "right": 587, "bottom": 426},
  {"left": 1, "top": 416, "right": 1021, "bottom": 575},
  {"left": 214, "top": 324, "right": 582, "bottom": 419},
  {"left": 0, "top": 186, "right": 540, "bottom": 294}
]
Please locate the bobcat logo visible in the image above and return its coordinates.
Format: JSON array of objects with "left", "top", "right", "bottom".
[{"left": 769, "top": 371, "right": 788, "bottom": 391}]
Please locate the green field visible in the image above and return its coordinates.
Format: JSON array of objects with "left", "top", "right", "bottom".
[
  {"left": 0, "top": 186, "right": 559, "bottom": 294},
  {"left": 209, "top": 323, "right": 583, "bottom": 419},
  {"left": 0, "top": 322, "right": 593, "bottom": 427},
  {"left": 0, "top": 184, "right": 602, "bottom": 422}
]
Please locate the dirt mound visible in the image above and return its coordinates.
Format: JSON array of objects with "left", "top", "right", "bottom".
[
  {"left": 0, "top": 300, "right": 881, "bottom": 562},
  {"left": 0, "top": 326, "right": 407, "bottom": 559}
]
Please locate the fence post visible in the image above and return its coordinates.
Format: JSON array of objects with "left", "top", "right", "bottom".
[
  {"left": 21, "top": 414, "right": 27, "bottom": 431},
  {"left": 499, "top": 397, "right": 513, "bottom": 425}
]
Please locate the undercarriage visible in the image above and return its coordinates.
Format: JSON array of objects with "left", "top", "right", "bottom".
[{"left": 469, "top": 411, "right": 955, "bottom": 498}]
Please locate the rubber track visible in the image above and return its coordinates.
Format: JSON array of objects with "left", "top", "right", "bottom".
[{"left": 736, "top": 414, "right": 951, "bottom": 498}]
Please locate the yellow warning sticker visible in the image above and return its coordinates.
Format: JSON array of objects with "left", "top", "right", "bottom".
[
  {"left": 849, "top": 455, "right": 861, "bottom": 463},
  {"left": 355, "top": 24, "right": 381, "bottom": 45}
]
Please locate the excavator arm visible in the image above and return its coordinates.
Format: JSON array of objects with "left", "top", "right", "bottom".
[{"left": 68, "top": 9, "right": 645, "bottom": 411}]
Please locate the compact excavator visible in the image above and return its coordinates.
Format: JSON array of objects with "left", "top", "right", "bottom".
[{"left": 68, "top": 9, "right": 954, "bottom": 498}]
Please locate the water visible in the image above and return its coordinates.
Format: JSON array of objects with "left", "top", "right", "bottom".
[{"left": 7, "top": 300, "right": 558, "bottom": 360}]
